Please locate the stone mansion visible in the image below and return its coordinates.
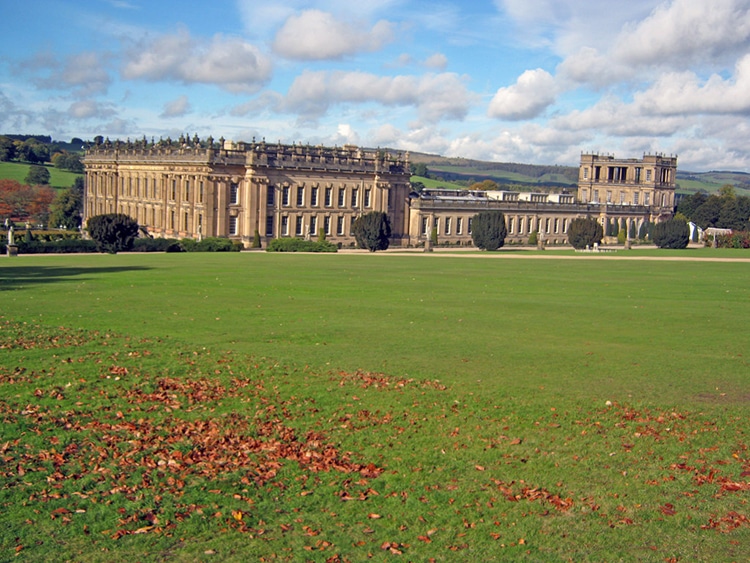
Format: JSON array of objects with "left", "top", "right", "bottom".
[{"left": 83, "top": 137, "right": 677, "bottom": 247}]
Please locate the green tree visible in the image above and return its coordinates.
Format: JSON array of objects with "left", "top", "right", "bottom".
[
  {"left": 18, "top": 140, "right": 49, "bottom": 164},
  {"left": 352, "top": 211, "right": 391, "bottom": 251},
  {"left": 87, "top": 213, "right": 140, "bottom": 254},
  {"left": 652, "top": 218, "right": 689, "bottom": 249},
  {"left": 25, "top": 165, "right": 51, "bottom": 185},
  {"left": 676, "top": 191, "right": 708, "bottom": 219},
  {"left": 48, "top": 181, "right": 83, "bottom": 229},
  {"left": 410, "top": 163, "right": 428, "bottom": 177},
  {"left": 0, "top": 136, "right": 16, "bottom": 161},
  {"left": 691, "top": 195, "right": 723, "bottom": 229},
  {"left": 52, "top": 152, "right": 84, "bottom": 173},
  {"left": 470, "top": 210, "right": 507, "bottom": 251},
  {"left": 567, "top": 217, "right": 603, "bottom": 249}
]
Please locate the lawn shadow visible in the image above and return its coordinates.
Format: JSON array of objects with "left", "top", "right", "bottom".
[{"left": 0, "top": 265, "right": 153, "bottom": 291}]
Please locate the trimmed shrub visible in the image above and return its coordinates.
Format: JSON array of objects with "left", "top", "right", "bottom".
[
  {"left": 17, "top": 239, "right": 98, "bottom": 254},
  {"left": 528, "top": 231, "right": 538, "bottom": 246},
  {"left": 132, "top": 238, "right": 181, "bottom": 252},
  {"left": 352, "top": 211, "right": 391, "bottom": 252},
  {"left": 652, "top": 218, "right": 690, "bottom": 249},
  {"left": 266, "top": 238, "right": 338, "bottom": 252},
  {"left": 470, "top": 210, "right": 507, "bottom": 251},
  {"left": 86, "top": 213, "right": 139, "bottom": 254},
  {"left": 567, "top": 217, "right": 603, "bottom": 249}
]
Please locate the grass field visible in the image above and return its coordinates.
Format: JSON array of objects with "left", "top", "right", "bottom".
[
  {"left": 1, "top": 251, "right": 749, "bottom": 561},
  {"left": 0, "top": 161, "right": 82, "bottom": 189}
]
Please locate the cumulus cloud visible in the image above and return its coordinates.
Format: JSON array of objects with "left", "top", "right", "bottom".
[
  {"left": 634, "top": 55, "right": 750, "bottom": 116},
  {"left": 160, "top": 95, "right": 192, "bottom": 118},
  {"left": 284, "top": 70, "right": 473, "bottom": 122},
  {"left": 272, "top": 10, "right": 394, "bottom": 60},
  {"left": 122, "top": 28, "right": 272, "bottom": 93},
  {"left": 488, "top": 69, "right": 557, "bottom": 120},
  {"left": 423, "top": 53, "right": 448, "bottom": 71},
  {"left": 68, "top": 100, "right": 117, "bottom": 119},
  {"left": 613, "top": 0, "right": 750, "bottom": 67},
  {"left": 19, "top": 51, "right": 111, "bottom": 97}
]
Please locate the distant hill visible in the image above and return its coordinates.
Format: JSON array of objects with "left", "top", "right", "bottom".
[
  {"left": 408, "top": 152, "right": 578, "bottom": 191},
  {"left": 407, "top": 151, "right": 750, "bottom": 196}
]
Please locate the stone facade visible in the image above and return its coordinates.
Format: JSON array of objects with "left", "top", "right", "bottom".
[
  {"left": 84, "top": 142, "right": 676, "bottom": 248},
  {"left": 84, "top": 138, "right": 412, "bottom": 247}
]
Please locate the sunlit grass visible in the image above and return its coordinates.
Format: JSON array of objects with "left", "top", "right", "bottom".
[{"left": 1, "top": 252, "right": 748, "bottom": 561}]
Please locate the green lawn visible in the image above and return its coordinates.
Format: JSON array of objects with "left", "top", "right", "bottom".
[
  {"left": 1, "top": 252, "right": 748, "bottom": 561},
  {"left": 0, "top": 161, "right": 82, "bottom": 189}
]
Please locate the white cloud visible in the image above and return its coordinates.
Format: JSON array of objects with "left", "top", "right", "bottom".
[
  {"left": 633, "top": 55, "right": 750, "bottom": 116},
  {"left": 272, "top": 10, "right": 394, "bottom": 60},
  {"left": 284, "top": 70, "right": 473, "bottom": 122},
  {"left": 423, "top": 53, "right": 448, "bottom": 71},
  {"left": 68, "top": 100, "right": 116, "bottom": 119},
  {"left": 613, "top": 0, "right": 750, "bottom": 67},
  {"left": 161, "top": 95, "right": 192, "bottom": 118},
  {"left": 122, "top": 28, "right": 272, "bottom": 93},
  {"left": 488, "top": 69, "right": 557, "bottom": 120}
]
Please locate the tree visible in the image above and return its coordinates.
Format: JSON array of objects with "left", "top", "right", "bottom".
[
  {"left": 567, "top": 217, "right": 603, "bottom": 249},
  {"left": 352, "top": 211, "right": 391, "bottom": 251},
  {"left": 18, "top": 140, "right": 49, "bottom": 164},
  {"left": 469, "top": 179, "right": 500, "bottom": 191},
  {"left": 652, "top": 218, "right": 689, "bottom": 249},
  {"left": 0, "top": 136, "right": 16, "bottom": 161},
  {"left": 470, "top": 210, "right": 507, "bottom": 251},
  {"left": 49, "top": 182, "right": 83, "bottom": 229},
  {"left": 52, "top": 152, "right": 84, "bottom": 173},
  {"left": 87, "top": 213, "right": 140, "bottom": 254},
  {"left": 676, "top": 191, "right": 708, "bottom": 219},
  {"left": 27, "top": 186, "right": 55, "bottom": 225},
  {"left": 25, "top": 165, "right": 51, "bottom": 185}
]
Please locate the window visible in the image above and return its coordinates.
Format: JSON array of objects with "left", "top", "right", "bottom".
[
  {"left": 635, "top": 167, "right": 642, "bottom": 184},
  {"left": 267, "top": 187, "right": 275, "bottom": 207},
  {"left": 229, "top": 215, "right": 237, "bottom": 235},
  {"left": 295, "top": 216, "right": 303, "bottom": 236},
  {"left": 645, "top": 192, "right": 651, "bottom": 205},
  {"left": 364, "top": 188, "right": 372, "bottom": 208},
  {"left": 545, "top": 218, "right": 551, "bottom": 233},
  {"left": 593, "top": 189, "right": 599, "bottom": 203},
  {"left": 282, "top": 186, "right": 290, "bottom": 206},
  {"left": 199, "top": 182, "right": 204, "bottom": 203},
  {"left": 457, "top": 217, "right": 463, "bottom": 235},
  {"left": 583, "top": 167, "right": 589, "bottom": 180},
  {"left": 508, "top": 217, "right": 514, "bottom": 234},
  {"left": 351, "top": 188, "right": 358, "bottom": 208},
  {"left": 606, "top": 190, "right": 612, "bottom": 203},
  {"left": 230, "top": 183, "right": 239, "bottom": 204},
  {"left": 338, "top": 188, "right": 345, "bottom": 207},
  {"left": 444, "top": 217, "right": 451, "bottom": 235},
  {"left": 633, "top": 192, "right": 639, "bottom": 205},
  {"left": 281, "top": 216, "right": 289, "bottom": 235},
  {"left": 324, "top": 216, "right": 331, "bottom": 235},
  {"left": 421, "top": 217, "right": 429, "bottom": 236},
  {"left": 518, "top": 217, "right": 525, "bottom": 234},
  {"left": 325, "top": 187, "right": 333, "bottom": 207},
  {"left": 468, "top": 217, "right": 473, "bottom": 234},
  {"left": 620, "top": 191, "right": 625, "bottom": 204},
  {"left": 337, "top": 216, "right": 345, "bottom": 235},
  {"left": 171, "top": 180, "right": 176, "bottom": 200},
  {"left": 184, "top": 212, "right": 189, "bottom": 231},
  {"left": 311, "top": 187, "right": 319, "bottom": 207},
  {"left": 646, "top": 169, "right": 652, "bottom": 182},
  {"left": 554, "top": 218, "right": 559, "bottom": 234},
  {"left": 185, "top": 180, "right": 190, "bottom": 201},
  {"left": 309, "top": 216, "right": 317, "bottom": 235},
  {"left": 563, "top": 218, "right": 568, "bottom": 233},
  {"left": 170, "top": 210, "right": 175, "bottom": 229},
  {"left": 296, "top": 186, "right": 304, "bottom": 207},
  {"left": 265, "top": 215, "right": 274, "bottom": 237}
]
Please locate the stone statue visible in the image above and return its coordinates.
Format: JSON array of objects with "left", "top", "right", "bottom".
[{"left": 7, "top": 225, "right": 14, "bottom": 246}]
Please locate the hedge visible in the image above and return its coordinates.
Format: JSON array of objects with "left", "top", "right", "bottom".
[{"left": 266, "top": 238, "right": 338, "bottom": 252}]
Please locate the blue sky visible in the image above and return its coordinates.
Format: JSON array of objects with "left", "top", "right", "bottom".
[{"left": 2, "top": 0, "right": 750, "bottom": 171}]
